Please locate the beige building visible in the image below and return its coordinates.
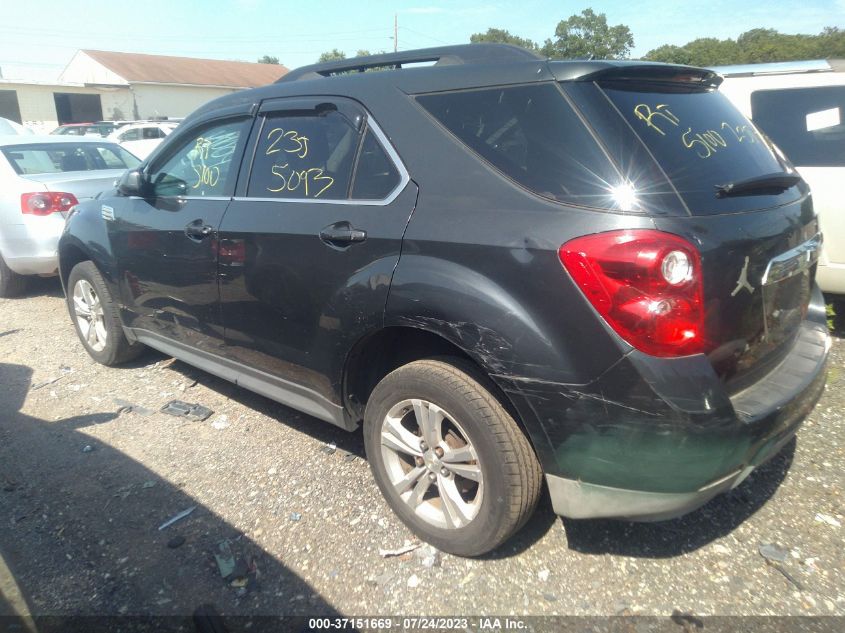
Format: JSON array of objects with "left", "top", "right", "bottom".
[{"left": 0, "top": 50, "right": 288, "bottom": 133}]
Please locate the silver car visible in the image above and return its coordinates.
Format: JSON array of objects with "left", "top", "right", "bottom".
[{"left": 0, "top": 135, "right": 140, "bottom": 296}]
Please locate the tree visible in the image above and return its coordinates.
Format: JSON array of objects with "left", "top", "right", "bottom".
[
  {"left": 542, "top": 9, "right": 634, "bottom": 60},
  {"left": 355, "top": 49, "right": 372, "bottom": 58},
  {"left": 257, "top": 55, "right": 279, "bottom": 64},
  {"left": 318, "top": 49, "right": 346, "bottom": 63},
  {"left": 645, "top": 27, "right": 845, "bottom": 66},
  {"left": 470, "top": 28, "right": 539, "bottom": 52}
]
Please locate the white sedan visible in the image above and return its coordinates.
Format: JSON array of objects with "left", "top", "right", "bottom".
[
  {"left": 0, "top": 135, "right": 140, "bottom": 296},
  {"left": 108, "top": 122, "right": 177, "bottom": 160}
]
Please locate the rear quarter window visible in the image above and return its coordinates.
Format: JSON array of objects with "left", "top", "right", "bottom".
[
  {"left": 750, "top": 86, "right": 845, "bottom": 167},
  {"left": 416, "top": 83, "right": 623, "bottom": 209}
]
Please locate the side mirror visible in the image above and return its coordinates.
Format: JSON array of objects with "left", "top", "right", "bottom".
[{"left": 117, "top": 169, "right": 145, "bottom": 197}]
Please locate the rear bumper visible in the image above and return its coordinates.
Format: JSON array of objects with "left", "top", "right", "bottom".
[
  {"left": 817, "top": 261, "right": 845, "bottom": 295},
  {"left": 503, "top": 286, "right": 831, "bottom": 521},
  {"left": 0, "top": 221, "right": 63, "bottom": 275}
]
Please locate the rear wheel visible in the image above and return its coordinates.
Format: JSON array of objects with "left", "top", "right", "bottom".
[
  {"left": 0, "top": 252, "right": 27, "bottom": 298},
  {"left": 363, "top": 358, "right": 542, "bottom": 556},
  {"left": 67, "top": 261, "right": 143, "bottom": 366}
]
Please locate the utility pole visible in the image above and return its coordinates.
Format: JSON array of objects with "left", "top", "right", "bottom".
[{"left": 394, "top": 13, "right": 398, "bottom": 53}]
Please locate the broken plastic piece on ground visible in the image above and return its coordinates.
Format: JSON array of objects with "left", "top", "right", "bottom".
[
  {"left": 289, "top": 512, "right": 302, "bottom": 522},
  {"left": 214, "top": 540, "right": 236, "bottom": 579},
  {"left": 211, "top": 415, "right": 230, "bottom": 430},
  {"left": 321, "top": 442, "right": 337, "bottom": 455},
  {"left": 814, "top": 513, "right": 841, "bottom": 527},
  {"left": 82, "top": 445, "right": 94, "bottom": 453},
  {"left": 160, "top": 400, "right": 213, "bottom": 421},
  {"left": 158, "top": 505, "right": 196, "bottom": 531},
  {"left": 114, "top": 398, "right": 154, "bottom": 417},
  {"left": 379, "top": 541, "right": 421, "bottom": 558},
  {"left": 759, "top": 543, "right": 789, "bottom": 563}
]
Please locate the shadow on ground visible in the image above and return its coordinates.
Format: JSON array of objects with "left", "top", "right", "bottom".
[
  {"left": 562, "top": 438, "right": 795, "bottom": 558},
  {"left": 0, "top": 362, "right": 338, "bottom": 632}
]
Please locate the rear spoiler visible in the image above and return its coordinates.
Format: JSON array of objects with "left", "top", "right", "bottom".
[{"left": 551, "top": 61, "right": 723, "bottom": 88}]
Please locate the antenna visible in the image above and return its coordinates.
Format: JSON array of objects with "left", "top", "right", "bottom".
[{"left": 394, "top": 14, "right": 398, "bottom": 53}]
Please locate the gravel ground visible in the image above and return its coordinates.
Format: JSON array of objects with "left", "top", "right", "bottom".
[{"left": 0, "top": 278, "right": 843, "bottom": 620}]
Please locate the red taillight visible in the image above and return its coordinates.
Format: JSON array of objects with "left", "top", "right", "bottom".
[
  {"left": 21, "top": 192, "right": 79, "bottom": 216},
  {"left": 559, "top": 229, "right": 704, "bottom": 357}
]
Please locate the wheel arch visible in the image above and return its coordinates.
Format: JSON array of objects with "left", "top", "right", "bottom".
[{"left": 342, "top": 324, "right": 550, "bottom": 469}]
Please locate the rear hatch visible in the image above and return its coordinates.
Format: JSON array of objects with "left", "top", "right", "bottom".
[{"left": 561, "top": 66, "right": 820, "bottom": 387}]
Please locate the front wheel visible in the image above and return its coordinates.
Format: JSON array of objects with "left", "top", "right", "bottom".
[
  {"left": 67, "top": 261, "right": 143, "bottom": 366},
  {"left": 363, "top": 358, "right": 542, "bottom": 557}
]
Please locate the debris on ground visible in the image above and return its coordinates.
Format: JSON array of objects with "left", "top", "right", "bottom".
[
  {"left": 407, "top": 574, "right": 420, "bottom": 588},
  {"left": 214, "top": 540, "right": 236, "bottom": 579},
  {"left": 82, "top": 445, "right": 94, "bottom": 453},
  {"left": 114, "top": 398, "right": 154, "bottom": 417},
  {"left": 142, "top": 480, "right": 157, "bottom": 489},
  {"left": 342, "top": 452, "right": 356, "bottom": 463},
  {"left": 814, "top": 513, "right": 841, "bottom": 527},
  {"left": 320, "top": 442, "right": 337, "bottom": 455},
  {"left": 379, "top": 541, "right": 421, "bottom": 558},
  {"left": 415, "top": 544, "right": 441, "bottom": 568},
  {"left": 158, "top": 358, "right": 177, "bottom": 370},
  {"left": 167, "top": 536, "right": 185, "bottom": 549},
  {"left": 158, "top": 506, "right": 197, "bottom": 531},
  {"left": 759, "top": 543, "right": 790, "bottom": 563},
  {"left": 32, "top": 372, "right": 71, "bottom": 390},
  {"left": 160, "top": 400, "right": 213, "bottom": 422},
  {"left": 537, "top": 569, "right": 550, "bottom": 582},
  {"left": 211, "top": 415, "right": 230, "bottom": 430},
  {"left": 289, "top": 512, "right": 302, "bottom": 522}
]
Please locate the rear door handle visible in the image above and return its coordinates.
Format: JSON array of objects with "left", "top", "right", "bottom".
[
  {"left": 320, "top": 221, "right": 367, "bottom": 246},
  {"left": 185, "top": 219, "right": 214, "bottom": 240}
]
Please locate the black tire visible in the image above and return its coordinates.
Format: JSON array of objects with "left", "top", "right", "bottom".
[
  {"left": 66, "top": 261, "right": 143, "bottom": 366},
  {"left": 0, "top": 252, "right": 27, "bottom": 298},
  {"left": 363, "top": 358, "right": 542, "bottom": 557}
]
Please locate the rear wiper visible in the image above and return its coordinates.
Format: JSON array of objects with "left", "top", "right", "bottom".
[{"left": 715, "top": 172, "right": 801, "bottom": 198}]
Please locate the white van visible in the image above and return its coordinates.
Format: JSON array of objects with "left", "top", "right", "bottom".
[{"left": 712, "top": 59, "right": 845, "bottom": 295}]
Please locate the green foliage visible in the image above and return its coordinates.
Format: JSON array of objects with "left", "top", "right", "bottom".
[
  {"left": 542, "top": 9, "right": 634, "bottom": 60},
  {"left": 318, "top": 49, "right": 347, "bottom": 63},
  {"left": 470, "top": 28, "right": 539, "bottom": 52},
  {"left": 257, "top": 55, "right": 280, "bottom": 65},
  {"left": 828, "top": 302, "right": 837, "bottom": 331},
  {"left": 645, "top": 27, "right": 845, "bottom": 66}
]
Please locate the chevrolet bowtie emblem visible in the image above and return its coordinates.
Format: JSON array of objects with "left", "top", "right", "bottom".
[{"left": 731, "top": 256, "right": 755, "bottom": 296}]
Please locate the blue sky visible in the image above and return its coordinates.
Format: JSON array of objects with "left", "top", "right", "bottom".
[{"left": 0, "top": 0, "right": 842, "bottom": 80}]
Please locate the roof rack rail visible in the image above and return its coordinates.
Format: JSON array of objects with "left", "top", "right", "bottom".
[{"left": 277, "top": 43, "right": 543, "bottom": 83}]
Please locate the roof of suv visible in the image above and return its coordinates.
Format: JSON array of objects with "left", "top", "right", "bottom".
[{"left": 185, "top": 44, "right": 719, "bottom": 123}]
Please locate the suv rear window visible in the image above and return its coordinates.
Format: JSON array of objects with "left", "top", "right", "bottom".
[
  {"left": 417, "top": 84, "right": 622, "bottom": 209},
  {"left": 600, "top": 83, "right": 800, "bottom": 214},
  {"left": 750, "top": 86, "right": 845, "bottom": 167}
]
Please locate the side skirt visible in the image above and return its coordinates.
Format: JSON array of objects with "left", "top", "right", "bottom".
[{"left": 130, "top": 328, "right": 356, "bottom": 431}]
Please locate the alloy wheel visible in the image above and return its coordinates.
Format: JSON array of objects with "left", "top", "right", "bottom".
[
  {"left": 72, "top": 279, "right": 108, "bottom": 352},
  {"left": 380, "top": 398, "right": 484, "bottom": 529}
]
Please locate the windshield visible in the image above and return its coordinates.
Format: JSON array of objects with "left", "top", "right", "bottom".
[
  {"left": 599, "top": 82, "right": 802, "bottom": 214},
  {"left": 2, "top": 143, "right": 141, "bottom": 175}
]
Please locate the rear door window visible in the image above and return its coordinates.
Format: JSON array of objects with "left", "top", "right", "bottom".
[
  {"left": 247, "top": 110, "right": 360, "bottom": 200},
  {"left": 600, "top": 83, "right": 800, "bottom": 214},
  {"left": 750, "top": 86, "right": 845, "bottom": 167},
  {"left": 416, "top": 84, "right": 622, "bottom": 209}
]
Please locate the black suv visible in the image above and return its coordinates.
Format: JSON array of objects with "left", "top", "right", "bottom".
[{"left": 59, "top": 44, "right": 830, "bottom": 556}]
